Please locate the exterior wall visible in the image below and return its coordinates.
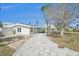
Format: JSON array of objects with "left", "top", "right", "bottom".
[
  {"left": 2, "top": 27, "right": 13, "bottom": 36},
  {"left": 0, "top": 27, "right": 2, "bottom": 35},
  {"left": 2, "top": 25, "right": 30, "bottom": 36},
  {"left": 12, "top": 25, "right": 30, "bottom": 35},
  {"left": 21, "top": 27, "right": 30, "bottom": 35}
]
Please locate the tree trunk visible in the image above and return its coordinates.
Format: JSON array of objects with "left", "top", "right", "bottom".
[
  {"left": 60, "top": 29, "right": 64, "bottom": 36},
  {"left": 46, "top": 24, "right": 49, "bottom": 35},
  {"left": 46, "top": 27, "right": 48, "bottom": 35}
]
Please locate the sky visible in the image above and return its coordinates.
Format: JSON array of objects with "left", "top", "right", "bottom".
[
  {"left": 0, "top": 3, "right": 46, "bottom": 27},
  {"left": 0, "top": 3, "right": 79, "bottom": 28}
]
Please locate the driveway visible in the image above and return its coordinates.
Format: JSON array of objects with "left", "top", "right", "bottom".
[{"left": 13, "top": 33, "right": 79, "bottom": 56}]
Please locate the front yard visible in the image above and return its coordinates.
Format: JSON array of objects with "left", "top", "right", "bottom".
[
  {"left": 0, "top": 46, "right": 15, "bottom": 56},
  {"left": 48, "top": 32, "right": 79, "bottom": 52},
  {"left": 0, "top": 35, "right": 29, "bottom": 56}
]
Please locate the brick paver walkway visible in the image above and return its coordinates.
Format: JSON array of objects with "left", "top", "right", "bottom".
[{"left": 13, "top": 33, "right": 79, "bottom": 56}]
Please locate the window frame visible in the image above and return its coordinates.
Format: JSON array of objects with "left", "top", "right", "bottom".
[{"left": 17, "top": 27, "right": 21, "bottom": 32}]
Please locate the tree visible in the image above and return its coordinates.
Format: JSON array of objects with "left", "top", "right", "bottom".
[
  {"left": 0, "top": 7, "right": 1, "bottom": 11},
  {"left": 0, "top": 21, "right": 3, "bottom": 28},
  {"left": 0, "top": 6, "right": 2, "bottom": 27},
  {"left": 36, "top": 20, "right": 39, "bottom": 26},
  {"left": 28, "top": 22, "right": 31, "bottom": 25},
  {"left": 41, "top": 4, "right": 79, "bottom": 36},
  {"left": 0, "top": 21, "right": 3, "bottom": 36},
  {"left": 41, "top": 4, "right": 51, "bottom": 34}
]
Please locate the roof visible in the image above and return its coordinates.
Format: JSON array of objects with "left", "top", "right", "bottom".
[{"left": 3, "top": 23, "right": 31, "bottom": 28}]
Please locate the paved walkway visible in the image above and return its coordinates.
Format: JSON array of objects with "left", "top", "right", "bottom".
[{"left": 13, "top": 33, "right": 79, "bottom": 56}]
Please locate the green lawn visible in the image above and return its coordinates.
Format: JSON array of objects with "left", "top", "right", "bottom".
[
  {"left": 49, "top": 32, "right": 79, "bottom": 52},
  {"left": 0, "top": 46, "right": 15, "bottom": 56}
]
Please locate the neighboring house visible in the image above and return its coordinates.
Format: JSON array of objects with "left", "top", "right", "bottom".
[
  {"left": 65, "top": 27, "right": 73, "bottom": 31},
  {"left": 45, "top": 24, "right": 57, "bottom": 33},
  {"left": 2, "top": 23, "right": 31, "bottom": 36},
  {"left": 50, "top": 24, "right": 57, "bottom": 32},
  {"left": 75, "top": 25, "right": 79, "bottom": 30}
]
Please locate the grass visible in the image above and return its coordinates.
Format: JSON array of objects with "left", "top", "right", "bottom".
[
  {"left": 48, "top": 32, "right": 79, "bottom": 52},
  {"left": 0, "top": 35, "right": 26, "bottom": 56},
  {"left": 0, "top": 45, "right": 15, "bottom": 56},
  {"left": 0, "top": 41, "right": 15, "bottom": 56},
  {"left": 0, "top": 38, "right": 15, "bottom": 56},
  {"left": 0, "top": 36, "right": 21, "bottom": 56}
]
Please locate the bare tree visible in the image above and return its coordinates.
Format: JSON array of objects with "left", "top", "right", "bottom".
[
  {"left": 36, "top": 20, "right": 39, "bottom": 26},
  {"left": 0, "top": 21, "right": 3, "bottom": 28},
  {"left": 41, "top": 4, "right": 51, "bottom": 34},
  {"left": 41, "top": 4, "right": 79, "bottom": 36}
]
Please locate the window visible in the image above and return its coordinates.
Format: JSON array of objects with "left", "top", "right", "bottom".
[{"left": 17, "top": 28, "right": 21, "bottom": 32}]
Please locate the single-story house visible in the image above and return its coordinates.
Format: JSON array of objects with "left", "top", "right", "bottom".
[{"left": 2, "top": 23, "right": 31, "bottom": 36}]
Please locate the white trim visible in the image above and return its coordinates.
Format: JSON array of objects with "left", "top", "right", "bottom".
[{"left": 3, "top": 23, "right": 31, "bottom": 28}]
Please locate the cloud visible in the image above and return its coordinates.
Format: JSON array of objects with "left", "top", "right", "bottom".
[{"left": 1, "top": 4, "right": 21, "bottom": 10}]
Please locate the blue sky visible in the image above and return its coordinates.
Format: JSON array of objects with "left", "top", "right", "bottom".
[
  {"left": 0, "top": 3, "right": 46, "bottom": 26},
  {"left": 0, "top": 3, "right": 79, "bottom": 28}
]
